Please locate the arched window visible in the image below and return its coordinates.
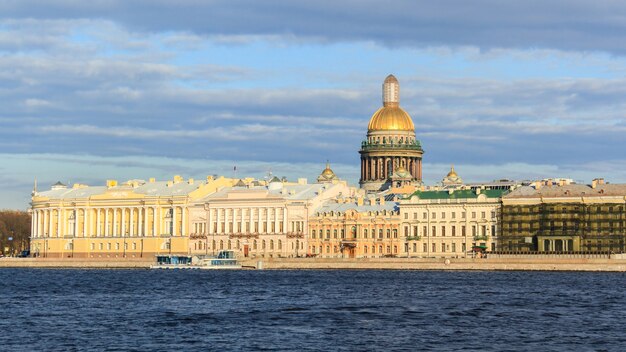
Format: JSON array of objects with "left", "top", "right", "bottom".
[
  {"left": 228, "top": 240, "right": 232, "bottom": 250},
  {"left": 364, "top": 229, "right": 368, "bottom": 238},
  {"left": 270, "top": 240, "right": 274, "bottom": 250},
  {"left": 364, "top": 246, "right": 368, "bottom": 254},
  {"left": 220, "top": 240, "right": 224, "bottom": 250},
  {"left": 312, "top": 230, "right": 316, "bottom": 239},
  {"left": 278, "top": 240, "right": 282, "bottom": 250},
  {"left": 386, "top": 229, "right": 391, "bottom": 238},
  {"left": 253, "top": 240, "right": 257, "bottom": 250},
  {"left": 379, "top": 245, "right": 383, "bottom": 253},
  {"left": 262, "top": 240, "right": 266, "bottom": 250}
]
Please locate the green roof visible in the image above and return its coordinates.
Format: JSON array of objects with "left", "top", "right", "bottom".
[{"left": 406, "top": 189, "right": 507, "bottom": 200}]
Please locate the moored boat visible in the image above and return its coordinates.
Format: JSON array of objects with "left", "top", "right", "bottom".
[{"left": 150, "top": 250, "right": 242, "bottom": 270}]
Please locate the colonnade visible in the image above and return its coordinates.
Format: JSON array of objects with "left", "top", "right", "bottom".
[
  {"left": 206, "top": 206, "right": 304, "bottom": 234},
  {"left": 360, "top": 156, "right": 422, "bottom": 181},
  {"left": 30, "top": 205, "right": 187, "bottom": 238}
]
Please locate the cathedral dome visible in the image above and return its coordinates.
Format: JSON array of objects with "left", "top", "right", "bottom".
[
  {"left": 367, "top": 74, "right": 415, "bottom": 132},
  {"left": 368, "top": 106, "right": 415, "bottom": 132}
]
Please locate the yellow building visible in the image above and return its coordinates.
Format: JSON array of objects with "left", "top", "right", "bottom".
[{"left": 30, "top": 175, "right": 235, "bottom": 258}]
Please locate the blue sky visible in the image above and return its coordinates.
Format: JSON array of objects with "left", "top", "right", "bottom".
[{"left": 2, "top": 0, "right": 626, "bottom": 209}]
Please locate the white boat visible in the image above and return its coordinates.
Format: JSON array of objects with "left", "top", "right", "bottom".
[{"left": 150, "top": 250, "right": 242, "bottom": 270}]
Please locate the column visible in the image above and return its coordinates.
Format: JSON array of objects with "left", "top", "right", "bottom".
[
  {"left": 153, "top": 207, "right": 157, "bottom": 236},
  {"left": 73, "top": 209, "right": 78, "bottom": 237},
  {"left": 128, "top": 208, "right": 134, "bottom": 237},
  {"left": 44, "top": 209, "right": 49, "bottom": 237},
  {"left": 31, "top": 210, "right": 35, "bottom": 238},
  {"left": 207, "top": 207, "right": 212, "bottom": 234},
  {"left": 231, "top": 208, "right": 236, "bottom": 234},
  {"left": 171, "top": 206, "right": 176, "bottom": 236},
  {"left": 223, "top": 208, "right": 228, "bottom": 234},
  {"left": 113, "top": 208, "right": 118, "bottom": 236},
  {"left": 181, "top": 207, "right": 186, "bottom": 237},
  {"left": 121, "top": 208, "right": 126, "bottom": 237},
  {"left": 216, "top": 208, "right": 220, "bottom": 233},
  {"left": 57, "top": 208, "right": 61, "bottom": 237},
  {"left": 96, "top": 209, "right": 101, "bottom": 236},
  {"left": 82, "top": 208, "right": 87, "bottom": 237},
  {"left": 105, "top": 209, "right": 109, "bottom": 236},
  {"left": 250, "top": 207, "right": 254, "bottom": 233},
  {"left": 283, "top": 207, "right": 287, "bottom": 234},
  {"left": 240, "top": 208, "right": 244, "bottom": 234}
]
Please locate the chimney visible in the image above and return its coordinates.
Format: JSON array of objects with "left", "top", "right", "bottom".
[{"left": 592, "top": 178, "right": 605, "bottom": 189}]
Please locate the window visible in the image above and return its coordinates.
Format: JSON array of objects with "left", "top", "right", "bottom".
[
  {"left": 472, "top": 212, "right": 477, "bottom": 219},
  {"left": 452, "top": 212, "right": 456, "bottom": 219},
  {"left": 413, "top": 212, "right": 418, "bottom": 219},
  {"left": 364, "top": 229, "right": 368, "bottom": 238},
  {"left": 462, "top": 212, "right": 466, "bottom": 219},
  {"left": 432, "top": 226, "right": 436, "bottom": 236},
  {"left": 441, "top": 226, "right": 446, "bottom": 236},
  {"left": 423, "top": 226, "right": 427, "bottom": 237},
  {"left": 462, "top": 226, "right": 466, "bottom": 236},
  {"left": 423, "top": 212, "right": 427, "bottom": 219},
  {"left": 441, "top": 243, "right": 445, "bottom": 252},
  {"left": 423, "top": 243, "right": 427, "bottom": 252},
  {"left": 364, "top": 246, "right": 368, "bottom": 254},
  {"left": 404, "top": 227, "right": 409, "bottom": 237},
  {"left": 452, "top": 243, "right": 456, "bottom": 252},
  {"left": 413, "top": 226, "right": 418, "bottom": 236},
  {"left": 386, "top": 229, "right": 391, "bottom": 238},
  {"left": 432, "top": 212, "right": 436, "bottom": 219},
  {"left": 312, "top": 230, "right": 316, "bottom": 239},
  {"left": 441, "top": 212, "right": 446, "bottom": 219},
  {"left": 452, "top": 226, "right": 456, "bottom": 236},
  {"left": 413, "top": 243, "right": 417, "bottom": 252},
  {"left": 432, "top": 243, "right": 436, "bottom": 252},
  {"left": 393, "top": 229, "right": 398, "bottom": 238},
  {"left": 404, "top": 213, "right": 408, "bottom": 219},
  {"left": 334, "top": 230, "right": 337, "bottom": 239},
  {"left": 481, "top": 212, "right": 486, "bottom": 219},
  {"left": 472, "top": 226, "right": 477, "bottom": 236}
]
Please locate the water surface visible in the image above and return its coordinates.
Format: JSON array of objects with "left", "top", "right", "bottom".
[{"left": 1, "top": 269, "right": 624, "bottom": 351}]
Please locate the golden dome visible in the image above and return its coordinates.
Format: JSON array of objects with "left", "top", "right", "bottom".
[
  {"left": 446, "top": 165, "right": 458, "bottom": 178},
  {"left": 318, "top": 161, "right": 337, "bottom": 182},
  {"left": 368, "top": 106, "right": 415, "bottom": 132}
]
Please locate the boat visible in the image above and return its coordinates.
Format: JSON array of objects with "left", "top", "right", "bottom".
[{"left": 150, "top": 250, "right": 242, "bottom": 269}]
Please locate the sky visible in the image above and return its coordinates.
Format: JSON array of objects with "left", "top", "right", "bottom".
[{"left": 2, "top": 0, "right": 626, "bottom": 209}]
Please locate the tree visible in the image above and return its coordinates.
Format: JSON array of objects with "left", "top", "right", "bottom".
[{"left": 0, "top": 210, "right": 31, "bottom": 255}]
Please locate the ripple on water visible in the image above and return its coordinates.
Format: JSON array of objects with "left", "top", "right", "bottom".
[{"left": 0, "top": 269, "right": 625, "bottom": 351}]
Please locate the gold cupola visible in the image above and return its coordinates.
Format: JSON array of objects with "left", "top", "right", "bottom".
[{"left": 367, "top": 74, "right": 415, "bottom": 132}]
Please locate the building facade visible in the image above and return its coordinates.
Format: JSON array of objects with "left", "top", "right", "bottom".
[
  {"left": 30, "top": 176, "right": 235, "bottom": 258},
  {"left": 308, "top": 195, "right": 402, "bottom": 258},
  {"left": 188, "top": 175, "right": 352, "bottom": 259},
  {"left": 399, "top": 188, "right": 505, "bottom": 257},
  {"left": 500, "top": 179, "right": 626, "bottom": 252}
]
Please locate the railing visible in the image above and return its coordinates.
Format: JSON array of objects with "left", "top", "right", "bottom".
[
  {"left": 473, "top": 236, "right": 489, "bottom": 241},
  {"left": 489, "top": 250, "right": 615, "bottom": 259},
  {"left": 405, "top": 236, "right": 421, "bottom": 241},
  {"left": 360, "top": 141, "right": 423, "bottom": 152}
]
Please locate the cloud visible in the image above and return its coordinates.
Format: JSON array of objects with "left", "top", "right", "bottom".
[{"left": 3, "top": 1, "right": 626, "bottom": 54}]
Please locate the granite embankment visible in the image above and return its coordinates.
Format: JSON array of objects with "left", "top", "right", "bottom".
[
  {"left": 2, "top": 256, "right": 626, "bottom": 271},
  {"left": 241, "top": 257, "right": 626, "bottom": 271}
]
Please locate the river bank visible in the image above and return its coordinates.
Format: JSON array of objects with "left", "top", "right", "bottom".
[{"left": 2, "top": 256, "right": 626, "bottom": 271}]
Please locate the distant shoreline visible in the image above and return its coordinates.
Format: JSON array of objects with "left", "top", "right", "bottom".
[{"left": 2, "top": 257, "right": 626, "bottom": 271}]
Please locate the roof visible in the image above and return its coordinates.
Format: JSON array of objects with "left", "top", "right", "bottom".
[
  {"left": 315, "top": 200, "right": 398, "bottom": 213},
  {"left": 505, "top": 184, "right": 626, "bottom": 199},
  {"left": 407, "top": 189, "right": 507, "bottom": 200},
  {"left": 201, "top": 183, "right": 338, "bottom": 202},
  {"left": 36, "top": 180, "right": 205, "bottom": 200}
]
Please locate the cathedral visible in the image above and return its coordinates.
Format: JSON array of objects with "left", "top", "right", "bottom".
[{"left": 359, "top": 75, "right": 423, "bottom": 192}]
